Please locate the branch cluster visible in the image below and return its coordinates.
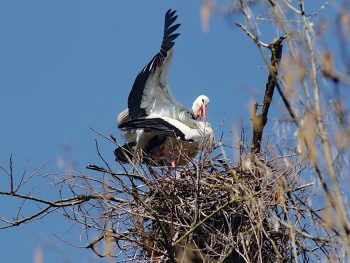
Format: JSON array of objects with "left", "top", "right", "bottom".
[{"left": 81, "top": 145, "right": 335, "bottom": 262}]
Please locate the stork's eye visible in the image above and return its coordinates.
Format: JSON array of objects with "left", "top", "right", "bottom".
[{"left": 202, "top": 99, "right": 204, "bottom": 103}]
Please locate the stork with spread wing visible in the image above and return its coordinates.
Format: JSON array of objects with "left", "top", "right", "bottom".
[{"left": 115, "top": 9, "right": 212, "bottom": 166}]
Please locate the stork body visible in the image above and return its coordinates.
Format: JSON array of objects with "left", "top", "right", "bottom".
[{"left": 115, "top": 9, "right": 212, "bottom": 166}]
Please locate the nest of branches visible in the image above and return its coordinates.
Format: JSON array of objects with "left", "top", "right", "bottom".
[{"left": 84, "top": 142, "right": 335, "bottom": 263}]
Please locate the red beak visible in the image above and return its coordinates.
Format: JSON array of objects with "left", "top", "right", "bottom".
[{"left": 200, "top": 106, "right": 206, "bottom": 122}]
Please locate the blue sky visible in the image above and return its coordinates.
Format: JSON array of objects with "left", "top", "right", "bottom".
[{"left": 0, "top": 1, "right": 330, "bottom": 262}]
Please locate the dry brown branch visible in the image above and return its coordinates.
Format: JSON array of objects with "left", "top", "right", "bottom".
[{"left": 236, "top": 23, "right": 286, "bottom": 155}]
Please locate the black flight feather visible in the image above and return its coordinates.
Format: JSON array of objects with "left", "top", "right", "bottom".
[{"left": 119, "top": 118, "right": 187, "bottom": 141}]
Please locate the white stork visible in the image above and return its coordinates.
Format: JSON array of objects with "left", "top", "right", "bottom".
[
  {"left": 117, "top": 9, "right": 209, "bottom": 126},
  {"left": 115, "top": 9, "right": 212, "bottom": 166}
]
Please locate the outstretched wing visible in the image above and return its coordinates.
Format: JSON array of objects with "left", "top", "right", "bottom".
[{"left": 127, "top": 9, "right": 181, "bottom": 120}]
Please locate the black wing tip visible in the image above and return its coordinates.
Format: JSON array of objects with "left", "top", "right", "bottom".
[
  {"left": 162, "top": 9, "right": 181, "bottom": 53},
  {"left": 167, "top": 23, "right": 181, "bottom": 35},
  {"left": 118, "top": 118, "right": 142, "bottom": 130},
  {"left": 118, "top": 118, "right": 157, "bottom": 132},
  {"left": 166, "top": 9, "right": 177, "bottom": 17},
  {"left": 118, "top": 121, "right": 133, "bottom": 130},
  {"left": 119, "top": 117, "right": 187, "bottom": 141},
  {"left": 165, "top": 9, "right": 172, "bottom": 16}
]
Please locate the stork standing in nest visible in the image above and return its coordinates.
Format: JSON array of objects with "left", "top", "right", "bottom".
[{"left": 115, "top": 9, "right": 213, "bottom": 166}]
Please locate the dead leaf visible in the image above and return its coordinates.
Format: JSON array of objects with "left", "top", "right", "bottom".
[{"left": 200, "top": 0, "right": 214, "bottom": 33}]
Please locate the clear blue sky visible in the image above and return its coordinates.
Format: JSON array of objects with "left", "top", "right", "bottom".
[{"left": 0, "top": 1, "right": 328, "bottom": 262}]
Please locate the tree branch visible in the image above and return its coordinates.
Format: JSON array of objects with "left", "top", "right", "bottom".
[{"left": 236, "top": 23, "right": 286, "bottom": 154}]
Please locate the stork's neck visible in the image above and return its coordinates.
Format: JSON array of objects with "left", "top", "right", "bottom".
[{"left": 178, "top": 109, "right": 197, "bottom": 128}]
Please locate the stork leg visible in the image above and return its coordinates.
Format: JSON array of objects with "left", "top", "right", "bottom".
[{"left": 169, "top": 150, "right": 176, "bottom": 168}]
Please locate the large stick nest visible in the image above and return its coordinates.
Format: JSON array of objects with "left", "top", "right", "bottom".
[{"left": 84, "top": 144, "right": 334, "bottom": 262}]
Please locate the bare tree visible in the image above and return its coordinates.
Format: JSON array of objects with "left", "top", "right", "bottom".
[{"left": 1, "top": 1, "right": 350, "bottom": 262}]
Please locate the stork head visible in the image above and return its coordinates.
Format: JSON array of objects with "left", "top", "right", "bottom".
[{"left": 192, "top": 95, "right": 209, "bottom": 122}]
